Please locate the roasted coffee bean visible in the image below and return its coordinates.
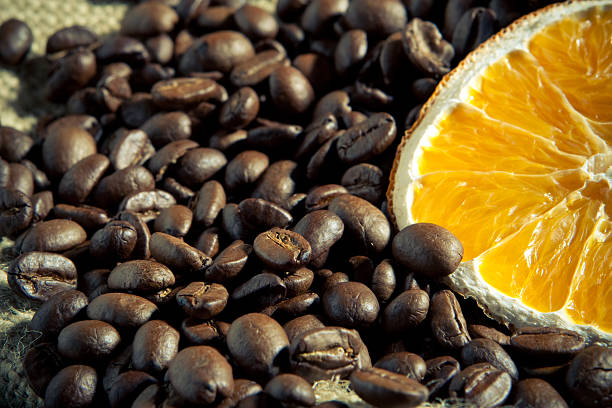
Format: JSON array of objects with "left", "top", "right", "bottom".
[
  {"left": 334, "top": 29, "right": 367, "bottom": 75},
  {"left": 168, "top": 346, "right": 234, "bottom": 404},
  {"left": 118, "top": 189, "right": 176, "bottom": 219},
  {"left": 489, "top": 0, "right": 524, "bottom": 27},
  {"left": 336, "top": 112, "right": 396, "bottom": 165},
  {"left": 461, "top": 338, "right": 518, "bottom": 380},
  {"left": 0, "top": 188, "right": 32, "bottom": 237},
  {"left": 382, "top": 289, "right": 429, "bottom": 334},
  {"left": 121, "top": 1, "right": 179, "bottom": 37},
  {"left": 253, "top": 228, "right": 312, "bottom": 271},
  {"left": 370, "top": 259, "right": 396, "bottom": 302},
  {"left": 511, "top": 378, "right": 568, "bottom": 408},
  {"left": 0, "top": 18, "right": 32, "bottom": 65},
  {"left": 107, "top": 371, "right": 157, "bottom": 408},
  {"left": 265, "top": 373, "right": 316, "bottom": 407},
  {"left": 350, "top": 367, "right": 429, "bottom": 408},
  {"left": 222, "top": 202, "right": 247, "bottom": 240},
  {"left": 227, "top": 313, "right": 289, "bottom": 378},
  {"left": 304, "top": 185, "right": 348, "bottom": 212},
  {"left": 374, "top": 352, "right": 427, "bottom": 381},
  {"left": 392, "top": 223, "right": 464, "bottom": 278},
  {"left": 281, "top": 266, "right": 315, "bottom": 297},
  {"left": 117, "top": 211, "right": 151, "bottom": 259},
  {"left": 149, "top": 232, "right": 212, "bottom": 274},
  {"left": 96, "top": 74, "right": 132, "bottom": 112},
  {"left": 154, "top": 204, "right": 193, "bottom": 237},
  {"left": 45, "top": 365, "right": 97, "bottom": 408},
  {"left": 230, "top": 49, "right": 288, "bottom": 87},
  {"left": 120, "top": 93, "right": 158, "bottom": 128},
  {"left": 95, "top": 36, "right": 150, "bottom": 66},
  {"left": 443, "top": 0, "right": 480, "bottom": 39},
  {"left": 177, "top": 282, "right": 229, "bottom": 319},
  {"left": 141, "top": 111, "right": 192, "bottom": 147},
  {"left": 329, "top": 194, "right": 391, "bottom": 254},
  {"left": 430, "top": 290, "right": 471, "bottom": 349},
  {"left": 234, "top": 4, "right": 279, "bottom": 40},
  {"left": 30, "top": 289, "right": 88, "bottom": 338},
  {"left": 161, "top": 177, "right": 195, "bottom": 202},
  {"left": 21, "top": 159, "right": 51, "bottom": 191},
  {"left": 252, "top": 159, "right": 298, "bottom": 205},
  {"left": 272, "top": 292, "right": 321, "bottom": 321},
  {"left": 565, "top": 345, "right": 612, "bottom": 408},
  {"left": 179, "top": 30, "right": 255, "bottom": 74},
  {"left": 348, "top": 0, "right": 408, "bottom": 36},
  {"left": 353, "top": 81, "right": 395, "bottom": 110},
  {"left": 131, "top": 320, "right": 180, "bottom": 374},
  {"left": 78, "top": 269, "right": 110, "bottom": 300},
  {"left": 23, "top": 343, "right": 65, "bottom": 398},
  {"left": 151, "top": 77, "right": 226, "bottom": 110},
  {"left": 42, "top": 126, "right": 97, "bottom": 179},
  {"left": 1, "top": 162, "right": 34, "bottom": 196},
  {"left": 206, "top": 239, "right": 252, "bottom": 282},
  {"left": 108, "top": 259, "right": 175, "bottom": 292},
  {"left": 511, "top": 327, "right": 586, "bottom": 360},
  {"left": 411, "top": 77, "right": 438, "bottom": 102},
  {"left": 269, "top": 65, "right": 315, "bottom": 115},
  {"left": 209, "top": 129, "right": 248, "bottom": 152},
  {"left": 300, "top": 0, "right": 349, "bottom": 36},
  {"left": 424, "top": 355, "right": 461, "bottom": 396},
  {"left": 452, "top": 7, "right": 498, "bottom": 58},
  {"left": 313, "top": 90, "right": 351, "bottom": 123},
  {"left": 191, "top": 180, "right": 226, "bottom": 227},
  {"left": 293, "top": 210, "right": 344, "bottom": 266},
  {"left": 93, "top": 166, "right": 155, "bottom": 209},
  {"left": 449, "top": 363, "right": 512, "bottom": 407},
  {"left": 217, "top": 378, "right": 263, "bottom": 408},
  {"left": 30, "top": 191, "right": 53, "bottom": 223},
  {"left": 283, "top": 314, "right": 325, "bottom": 343},
  {"left": 18, "top": 219, "right": 86, "bottom": 254},
  {"left": 54, "top": 204, "right": 110, "bottom": 231},
  {"left": 181, "top": 318, "right": 230, "bottom": 346},
  {"left": 107, "top": 129, "right": 155, "bottom": 171},
  {"left": 469, "top": 324, "right": 511, "bottom": 346},
  {"left": 247, "top": 120, "right": 303, "bottom": 148},
  {"left": 57, "top": 154, "right": 109, "bottom": 204},
  {"left": 290, "top": 326, "right": 371, "bottom": 382},
  {"left": 46, "top": 48, "right": 98, "bottom": 102},
  {"left": 87, "top": 292, "right": 158, "bottom": 328},
  {"left": 0, "top": 127, "right": 33, "bottom": 162},
  {"left": 175, "top": 147, "right": 227, "bottom": 187},
  {"left": 90, "top": 220, "right": 138, "bottom": 260},
  {"left": 147, "top": 139, "right": 198, "bottom": 181},
  {"left": 231, "top": 272, "right": 287, "bottom": 310},
  {"left": 46, "top": 25, "right": 97, "bottom": 54},
  {"left": 323, "top": 281, "right": 379, "bottom": 328},
  {"left": 57, "top": 320, "right": 121, "bottom": 362},
  {"left": 341, "top": 163, "right": 385, "bottom": 204},
  {"left": 321, "top": 271, "right": 350, "bottom": 293},
  {"left": 219, "top": 87, "right": 260, "bottom": 130},
  {"left": 102, "top": 345, "right": 133, "bottom": 395},
  {"left": 276, "top": 0, "right": 309, "bottom": 21},
  {"left": 239, "top": 197, "right": 293, "bottom": 231},
  {"left": 195, "top": 227, "right": 221, "bottom": 258},
  {"left": 402, "top": 18, "right": 455, "bottom": 77},
  {"left": 225, "top": 150, "right": 269, "bottom": 191}
]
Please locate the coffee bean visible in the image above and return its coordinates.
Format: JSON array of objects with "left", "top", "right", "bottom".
[
  {"left": 336, "top": 112, "right": 396, "bottom": 165},
  {"left": 254, "top": 228, "right": 312, "bottom": 271},
  {"left": 323, "top": 281, "right": 379, "bottom": 328},
  {"left": 328, "top": 194, "right": 391, "bottom": 254},
  {"left": 321, "top": 271, "right": 350, "bottom": 293},
  {"left": 449, "top": 363, "right": 512, "bottom": 407},
  {"left": 132, "top": 320, "right": 180, "bottom": 374},
  {"left": 107, "top": 129, "right": 155, "bottom": 171},
  {"left": 168, "top": 346, "right": 234, "bottom": 404},
  {"left": 1, "top": 162, "right": 34, "bottom": 196},
  {"left": 265, "top": 373, "right": 316, "bottom": 407},
  {"left": 121, "top": 1, "right": 179, "bottom": 37},
  {"left": 234, "top": 4, "right": 279, "bottom": 40},
  {"left": 206, "top": 239, "right": 252, "bottom": 282},
  {"left": 148, "top": 140, "right": 198, "bottom": 181},
  {"left": 140, "top": 111, "right": 192, "bottom": 148},
  {"left": 230, "top": 49, "right": 289, "bottom": 87},
  {"left": 231, "top": 272, "right": 287, "bottom": 310},
  {"left": 272, "top": 292, "right": 321, "bottom": 321},
  {"left": 195, "top": 5, "right": 237, "bottom": 31},
  {"left": 177, "top": 282, "right": 229, "bottom": 319},
  {"left": 22, "top": 343, "right": 65, "bottom": 398},
  {"left": 344, "top": 0, "right": 406, "bottom": 37},
  {"left": 239, "top": 197, "right": 293, "bottom": 231},
  {"left": 269, "top": 65, "right": 316, "bottom": 115},
  {"left": 108, "top": 259, "right": 175, "bottom": 293},
  {"left": 350, "top": 367, "right": 429, "bottom": 408},
  {"left": 57, "top": 154, "right": 109, "bottom": 204},
  {"left": 443, "top": 0, "right": 480, "bottom": 39},
  {"left": 284, "top": 314, "right": 325, "bottom": 343},
  {"left": 179, "top": 30, "right": 255, "bottom": 74},
  {"left": 175, "top": 147, "right": 227, "bottom": 187},
  {"left": 46, "top": 25, "right": 98, "bottom": 54},
  {"left": 565, "top": 345, "right": 612, "bottom": 408},
  {"left": 430, "top": 290, "right": 471, "bottom": 349},
  {"left": 510, "top": 327, "right": 586, "bottom": 360},
  {"left": 90, "top": 220, "right": 138, "bottom": 260},
  {"left": 46, "top": 49, "right": 98, "bottom": 102},
  {"left": 160, "top": 177, "right": 195, "bottom": 202},
  {"left": 149, "top": 232, "right": 212, "bottom": 274},
  {"left": 0, "top": 127, "right": 33, "bottom": 162},
  {"left": 54, "top": 204, "right": 110, "bottom": 232},
  {"left": 93, "top": 166, "right": 155, "bottom": 209},
  {"left": 290, "top": 326, "right": 371, "bottom": 382},
  {"left": 468, "top": 324, "right": 511, "bottom": 346},
  {"left": 392, "top": 223, "right": 464, "bottom": 279},
  {"left": 78, "top": 269, "right": 110, "bottom": 300},
  {"left": 227, "top": 313, "right": 290, "bottom": 378},
  {"left": 282, "top": 266, "right": 315, "bottom": 297},
  {"left": 181, "top": 318, "right": 230, "bottom": 347},
  {"left": 424, "top": 355, "right": 461, "bottom": 397},
  {"left": 45, "top": 365, "right": 97, "bottom": 408},
  {"left": 222, "top": 202, "right": 247, "bottom": 240},
  {"left": 118, "top": 189, "right": 176, "bottom": 219},
  {"left": 293, "top": 210, "right": 344, "bottom": 265},
  {"left": 382, "top": 289, "right": 429, "bottom": 334},
  {"left": 0, "top": 188, "right": 32, "bottom": 237},
  {"left": 402, "top": 18, "right": 455, "bottom": 77},
  {"left": 29, "top": 191, "right": 53, "bottom": 223},
  {"left": 341, "top": 163, "right": 385, "bottom": 204},
  {"left": 225, "top": 150, "right": 269, "bottom": 191},
  {"left": 153, "top": 204, "right": 193, "bottom": 237},
  {"left": 300, "top": 0, "right": 350, "bottom": 36},
  {"left": 87, "top": 292, "right": 158, "bottom": 328},
  {"left": 95, "top": 35, "right": 150, "bottom": 66},
  {"left": 452, "top": 7, "right": 498, "bottom": 59},
  {"left": 334, "top": 29, "right": 368, "bottom": 75},
  {"left": 57, "top": 320, "right": 121, "bottom": 362},
  {"left": 461, "top": 338, "right": 518, "bottom": 381},
  {"left": 151, "top": 77, "right": 227, "bottom": 111},
  {"left": 511, "top": 378, "right": 568, "bottom": 408},
  {"left": 374, "top": 352, "right": 427, "bottom": 381},
  {"left": 42, "top": 125, "right": 97, "bottom": 179},
  {"left": 18, "top": 219, "right": 86, "bottom": 254},
  {"left": 219, "top": 87, "right": 260, "bottom": 130},
  {"left": 108, "top": 371, "right": 157, "bottom": 408},
  {"left": 30, "top": 289, "right": 88, "bottom": 338},
  {"left": 252, "top": 159, "right": 298, "bottom": 205},
  {"left": 370, "top": 259, "right": 396, "bottom": 302},
  {"left": 0, "top": 18, "right": 32, "bottom": 65},
  {"left": 304, "top": 184, "right": 348, "bottom": 212},
  {"left": 191, "top": 180, "right": 226, "bottom": 227}
]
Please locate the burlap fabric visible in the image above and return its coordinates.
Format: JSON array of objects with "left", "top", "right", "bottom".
[{"left": 0, "top": 1, "right": 470, "bottom": 406}]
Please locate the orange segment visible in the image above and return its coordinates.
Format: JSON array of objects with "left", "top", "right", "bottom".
[
  {"left": 529, "top": 6, "right": 612, "bottom": 122},
  {"left": 417, "top": 103, "right": 587, "bottom": 175}
]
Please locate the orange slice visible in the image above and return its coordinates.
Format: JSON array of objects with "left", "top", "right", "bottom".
[{"left": 388, "top": 0, "right": 612, "bottom": 344}]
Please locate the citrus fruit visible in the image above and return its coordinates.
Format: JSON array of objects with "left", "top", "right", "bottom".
[{"left": 388, "top": 0, "right": 612, "bottom": 344}]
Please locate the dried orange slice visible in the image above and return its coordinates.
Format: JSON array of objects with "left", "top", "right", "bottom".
[{"left": 388, "top": 0, "right": 612, "bottom": 344}]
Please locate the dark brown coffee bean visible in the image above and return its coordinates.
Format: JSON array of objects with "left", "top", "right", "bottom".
[
  {"left": 0, "top": 162, "right": 34, "bottom": 196},
  {"left": 95, "top": 35, "right": 150, "bottom": 66},
  {"left": 265, "top": 373, "right": 316, "bottom": 407},
  {"left": 283, "top": 314, "right": 325, "bottom": 343},
  {"left": 329, "top": 194, "right": 391, "bottom": 254},
  {"left": 30, "top": 191, "right": 53, "bottom": 223},
  {"left": 403, "top": 18, "right": 455, "bottom": 77},
  {"left": 252, "top": 159, "right": 298, "bottom": 205},
  {"left": 0, "top": 19, "right": 32, "bottom": 65},
  {"left": 350, "top": 367, "right": 429, "bottom": 408},
  {"left": 295, "top": 114, "right": 338, "bottom": 161},
  {"left": 8, "top": 251, "right": 77, "bottom": 302},
  {"left": 334, "top": 29, "right": 367, "bottom": 75},
  {"left": 430, "top": 290, "right": 471, "bottom": 349},
  {"left": 246, "top": 120, "right": 298, "bottom": 151},
  {"left": 449, "top": 363, "right": 512, "bottom": 407},
  {"left": 225, "top": 150, "right": 269, "bottom": 191},
  {"left": 336, "top": 112, "right": 396, "bottom": 165},
  {"left": 46, "top": 48, "right": 98, "bottom": 102},
  {"left": 281, "top": 266, "right": 315, "bottom": 297},
  {"left": 269, "top": 65, "right": 315, "bottom": 115},
  {"left": 392, "top": 223, "right": 464, "bottom": 278},
  {"left": 370, "top": 259, "right": 396, "bottom": 302},
  {"left": 148, "top": 139, "right": 198, "bottom": 181},
  {"left": 239, "top": 197, "right": 293, "bottom": 231},
  {"left": 461, "top": 338, "right": 518, "bottom": 381},
  {"left": 272, "top": 292, "right": 321, "bottom": 321},
  {"left": 180, "top": 318, "right": 229, "bottom": 346},
  {"left": 511, "top": 378, "right": 568, "bottom": 408},
  {"left": 108, "top": 259, "right": 175, "bottom": 292},
  {"left": 411, "top": 77, "right": 438, "bottom": 102},
  {"left": 304, "top": 184, "right": 348, "bottom": 212},
  {"left": 382, "top": 289, "right": 429, "bottom": 334},
  {"left": 90, "top": 220, "right": 138, "bottom": 260},
  {"left": 443, "top": 0, "right": 479, "bottom": 39},
  {"left": 21, "top": 159, "right": 51, "bottom": 191},
  {"left": 290, "top": 326, "right": 371, "bottom": 382},
  {"left": 195, "top": 227, "right": 221, "bottom": 258},
  {"left": 22, "top": 343, "right": 65, "bottom": 398},
  {"left": 58, "top": 320, "right": 121, "bottom": 362},
  {"left": 222, "top": 202, "right": 247, "bottom": 240},
  {"left": 108, "top": 370, "right": 157, "bottom": 408},
  {"left": 191, "top": 180, "right": 226, "bottom": 227},
  {"left": 0, "top": 188, "right": 32, "bottom": 237},
  {"left": 323, "top": 281, "right": 379, "bottom": 328},
  {"left": 46, "top": 25, "right": 98, "bottom": 54},
  {"left": 121, "top": 1, "right": 179, "bottom": 37},
  {"left": 151, "top": 77, "right": 226, "bottom": 110},
  {"left": 57, "top": 154, "right": 109, "bottom": 204},
  {"left": 292, "top": 53, "right": 333, "bottom": 94},
  {"left": 468, "top": 324, "right": 511, "bottom": 346},
  {"left": 119, "top": 93, "right": 157, "bottom": 128},
  {"left": 511, "top": 327, "right": 586, "bottom": 359},
  {"left": 93, "top": 166, "right": 155, "bottom": 209},
  {"left": 175, "top": 147, "right": 227, "bottom": 187},
  {"left": 565, "top": 345, "right": 612, "bottom": 408},
  {"left": 42, "top": 126, "right": 97, "bottom": 179},
  {"left": 234, "top": 4, "right": 279, "bottom": 40},
  {"left": 78, "top": 269, "right": 110, "bottom": 300},
  {"left": 30, "top": 289, "right": 88, "bottom": 337},
  {"left": 313, "top": 90, "right": 351, "bottom": 122},
  {"left": 107, "top": 129, "right": 155, "bottom": 171},
  {"left": 45, "top": 365, "right": 97, "bottom": 408},
  {"left": 154, "top": 204, "right": 193, "bottom": 237},
  {"left": 132, "top": 320, "right": 180, "bottom": 374},
  {"left": 424, "top": 355, "right": 460, "bottom": 396},
  {"left": 230, "top": 49, "right": 288, "bottom": 87},
  {"left": 116, "top": 211, "right": 150, "bottom": 259},
  {"left": 374, "top": 352, "right": 427, "bottom": 381},
  {"left": 254, "top": 228, "right": 312, "bottom": 271},
  {"left": 179, "top": 30, "right": 255, "bottom": 74},
  {"left": 177, "top": 282, "right": 229, "bottom": 319},
  {"left": 231, "top": 272, "right": 287, "bottom": 310},
  {"left": 118, "top": 189, "right": 176, "bottom": 220},
  {"left": 161, "top": 177, "right": 195, "bottom": 203},
  {"left": 227, "top": 313, "right": 289, "bottom": 378},
  {"left": 96, "top": 74, "right": 132, "bottom": 112},
  {"left": 209, "top": 129, "right": 248, "bottom": 152},
  {"left": 300, "top": 0, "right": 349, "bottom": 36},
  {"left": 452, "top": 7, "right": 498, "bottom": 58},
  {"left": 54, "top": 204, "right": 110, "bottom": 232},
  {"left": 19, "top": 219, "right": 87, "bottom": 253},
  {"left": 219, "top": 87, "right": 260, "bottom": 130},
  {"left": 0, "top": 127, "right": 33, "bottom": 162},
  {"left": 140, "top": 111, "right": 192, "bottom": 147},
  {"left": 87, "top": 292, "right": 158, "bottom": 328},
  {"left": 102, "top": 344, "right": 133, "bottom": 396},
  {"left": 293, "top": 210, "right": 344, "bottom": 266},
  {"left": 206, "top": 239, "right": 252, "bottom": 283},
  {"left": 149, "top": 232, "right": 212, "bottom": 274},
  {"left": 321, "top": 271, "right": 349, "bottom": 293},
  {"left": 341, "top": 163, "right": 385, "bottom": 204},
  {"left": 489, "top": 0, "right": 524, "bottom": 27}
]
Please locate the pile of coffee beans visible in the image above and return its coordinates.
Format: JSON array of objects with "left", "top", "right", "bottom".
[{"left": 1, "top": 0, "right": 610, "bottom": 407}]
